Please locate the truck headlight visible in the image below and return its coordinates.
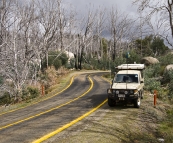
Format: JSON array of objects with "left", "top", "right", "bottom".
[{"left": 124, "top": 91, "right": 128, "bottom": 94}]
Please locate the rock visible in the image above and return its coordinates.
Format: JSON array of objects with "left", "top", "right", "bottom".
[
  {"left": 141, "top": 57, "right": 159, "bottom": 66},
  {"left": 164, "top": 64, "right": 173, "bottom": 73}
]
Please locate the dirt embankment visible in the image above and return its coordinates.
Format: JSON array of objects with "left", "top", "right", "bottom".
[{"left": 47, "top": 91, "right": 172, "bottom": 143}]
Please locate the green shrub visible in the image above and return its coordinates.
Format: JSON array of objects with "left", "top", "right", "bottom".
[
  {"left": 144, "top": 66, "right": 154, "bottom": 78},
  {"left": 168, "top": 80, "right": 173, "bottom": 99},
  {"left": 0, "top": 92, "right": 11, "bottom": 105},
  {"left": 144, "top": 65, "right": 167, "bottom": 99},
  {"left": 123, "top": 49, "right": 141, "bottom": 64},
  {"left": 82, "top": 63, "right": 93, "bottom": 70},
  {"left": 152, "top": 64, "right": 162, "bottom": 77},
  {"left": 110, "top": 57, "right": 126, "bottom": 73},
  {"left": 159, "top": 53, "right": 173, "bottom": 66},
  {"left": 162, "top": 70, "right": 173, "bottom": 84},
  {"left": 27, "top": 86, "right": 40, "bottom": 99},
  {"left": 53, "top": 59, "right": 62, "bottom": 70},
  {"left": 144, "top": 78, "right": 161, "bottom": 92},
  {"left": 22, "top": 88, "right": 30, "bottom": 101},
  {"left": 69, "top": 58, "right": 75, "bottom": 69},
  {"left": 41, "top": 51, "right": 68, "bottom": 70},
  {"left": 162, "top": 70, "right": 173, "bottom": 99},
  {"left": 60, "top": 53, "right": 68, "bottom": 66},
  {"left": 144, "top": 64, "right": 163, "bottom": 78},
  {"left": 22, "top": 86, "right": 40, "bottom": 101}
]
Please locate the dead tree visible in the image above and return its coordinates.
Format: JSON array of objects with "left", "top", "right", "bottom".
[
  {"left": 75, "top": 7, "right": 97, "bottom": 70},
  {"left": 37, "top": 0, "right": 60, "bottom": 68},
  {"left": 109, "top": 7, "right": 133, "bottom": 61},
  {"left": 133, "top": 0, "right": 173, "bottom": 47}
]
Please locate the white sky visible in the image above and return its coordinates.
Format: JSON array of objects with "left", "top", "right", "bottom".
[
  {"left": 63, "top": 0, "right": 137, "bottom": 17},
  {"left": 62, "top": 0, "right": 140, "bottom": 38}
]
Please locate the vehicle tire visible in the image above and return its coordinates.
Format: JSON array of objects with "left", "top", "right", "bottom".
[
  {"left": 108, "top": 97, "right": 115, "bottom": 107},
  {"left": 134, "top": 97, "right": 141, "bottom": 108}
]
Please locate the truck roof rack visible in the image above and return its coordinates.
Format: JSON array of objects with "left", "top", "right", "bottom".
[{"left": 117, "top": 64, "right": 145, "bottom": 70}]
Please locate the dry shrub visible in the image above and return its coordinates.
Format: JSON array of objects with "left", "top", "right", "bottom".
[
  {"left": 45, "top": 66, "right": 58, "bottom": 86},
  {"left": 57, "top": 66, "right": 69, "bottom": 77},
  {"left": 37, "top": 66, "right": 69, "bottom": 95}
]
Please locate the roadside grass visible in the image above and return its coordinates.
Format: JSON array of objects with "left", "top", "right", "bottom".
[
  {"left": 158, "top": 109, "right": 173, "bottom": 143},
  {"left": 123, "top": 98, "right": 173, "bottom": 143}
]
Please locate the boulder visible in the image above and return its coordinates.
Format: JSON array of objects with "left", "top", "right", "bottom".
[
  {"left": 141, "top": 57, "right": 159, "bottom": 66},
  {"left": 164, "top": 64, "right": 173, "bottom": 72}
]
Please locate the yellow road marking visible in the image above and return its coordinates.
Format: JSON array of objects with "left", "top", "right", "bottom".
[
  {"left": 0, "top": 76, "right": 93, "bottom": 130},
  {"left": 0, "top": 75, "right": 75, "bottom": 116},
  {"left": 32, "top": 99, "right": 108, "bottom": 143}
]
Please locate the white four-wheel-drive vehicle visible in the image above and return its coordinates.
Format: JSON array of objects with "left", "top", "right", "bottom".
[{"left": 107, "top": 64, "right": 145, "bottom": 108}]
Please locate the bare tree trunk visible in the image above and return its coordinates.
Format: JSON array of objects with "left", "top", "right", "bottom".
[
  {"left": 109, "top": 7, "right": 134, "bottom": 61},
  {"left": 57, "top": 0, "right": 64, "bottom": 51},
  {"left": 167, "top": 0, "right": 173, "bottom": 37}
]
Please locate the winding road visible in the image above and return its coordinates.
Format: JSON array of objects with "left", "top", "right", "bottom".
[{"left": 0, "top": 72, "right": 110, "bottom": 143}]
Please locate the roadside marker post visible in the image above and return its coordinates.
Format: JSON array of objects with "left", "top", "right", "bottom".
[
  {"left": 41, "top": 85, "right": 45, "bottom": 96},
  {"left": 154, "top": 90, "right": 157, "bottom": 108}
]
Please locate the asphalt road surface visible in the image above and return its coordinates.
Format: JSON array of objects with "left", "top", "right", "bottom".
[{"left": 0, "top": 72, "right": 110, "bottom": 143}]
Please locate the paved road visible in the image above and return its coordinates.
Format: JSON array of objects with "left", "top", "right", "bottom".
[{"left": 0, "top": 72, "right": 110, "bottom": 143}]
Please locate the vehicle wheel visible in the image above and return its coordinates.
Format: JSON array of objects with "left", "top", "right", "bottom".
[
  {"left": 134, "top": 97, "right": 141, "bottom": 108},
  {"left": 108, "top": 97, "right": 115, "bottom": 107}
]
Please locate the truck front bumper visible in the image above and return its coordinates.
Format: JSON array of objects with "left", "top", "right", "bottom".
[
  {"left": 108, "top": 93, "right": 138, "bottom": 101},
  {"left": 107, "top": 87, "right": 140, "bottom": 103}
]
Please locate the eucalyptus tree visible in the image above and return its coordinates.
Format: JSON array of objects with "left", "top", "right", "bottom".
[
  {"left": 74, "top": 6, "right": 97, "bottom": 70},
  {"left": 133, "top": 0, "right": 173, "bottom": 48},
  {"left": 109, "top": 7, "right": 134, "bottom": 61},
  {"left": 0, "top": 0, "right": 14, "bottom": 56},
  {"left": 36, "top": 0, "right": 60, "bottom": 69},
  {"left": 37, "top": 0, "right": 76, "bottom": 69},
  {"left": 0, "top": 0, "right": 41, "bottom": 99},
  {"left": 93, "top": 7, "right": 106, "bottom": 62},
  {"left": 0, "top": 0, "right": 16, "bottom": 96}
]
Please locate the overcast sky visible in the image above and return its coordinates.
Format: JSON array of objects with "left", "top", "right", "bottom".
[{"left": 63, "top": 0, "right": 138, "bottom": 18}]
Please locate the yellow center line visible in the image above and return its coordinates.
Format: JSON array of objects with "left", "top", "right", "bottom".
[
  {"left": 0, "top": 75, "right": 75, "bottom": 116},
  {"left": 0, "top": 76, "right": 93, "bottom": 130},
  {"left": 32, "top": 99, "right": 108, "bottom": 143}
]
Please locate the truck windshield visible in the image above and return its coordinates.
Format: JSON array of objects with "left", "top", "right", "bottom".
[{"left": 114, "top": 74, "right": 138, "bottom": 83}]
